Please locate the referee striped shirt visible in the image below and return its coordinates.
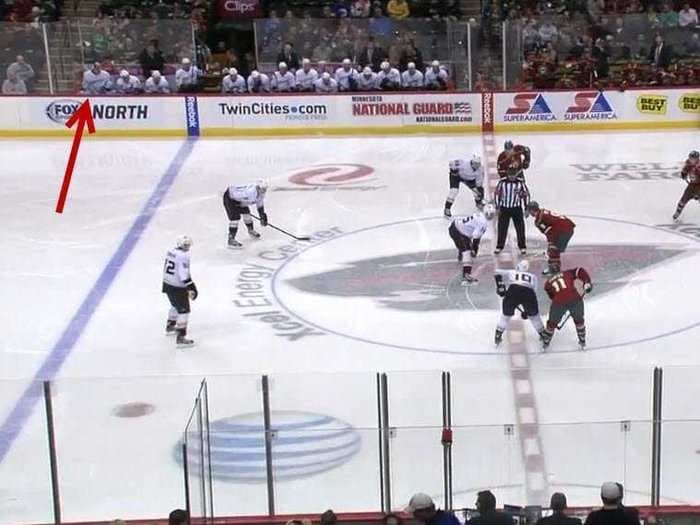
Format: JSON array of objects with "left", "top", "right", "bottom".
[{"left": 495, "top": 179, "right": 530, "bottom": 208}]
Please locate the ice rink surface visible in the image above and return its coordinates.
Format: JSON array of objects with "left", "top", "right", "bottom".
[{"left": 2, "top": 131, "right": 700, "bottom": 523}]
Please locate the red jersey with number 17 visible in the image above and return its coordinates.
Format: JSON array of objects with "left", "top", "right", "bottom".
[
  {"left": 534, "top": 209, "right": 575, "bottom": 239},
  {"left": 545, "top": 267, "right": 591, "bottom": 304}
]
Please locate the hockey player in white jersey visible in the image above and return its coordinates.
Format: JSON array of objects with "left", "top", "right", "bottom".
[
  {"left": 222, "top": 180, "right": 269, "bottom": 248},
  {"left": 401, "top": 62, "right": 424, "bottom": 90},
  {"left": 376, "top": 61, "right": 401, "bottom": 90},
  {"left": 335, "top": 58, "right": 359, "bottom": 91},
  {"left": 115, "top": 69, "right": 142, "bottom": 94},
  {"left": 493, "top": 260, "right": 547, "bottom": 346},
  {"left": 82, "top": 62, "right": 112, "bottom": 94},
  {"left": 357, "top": 66, "right": 378, "bottom": 91},
  {"left": 162, "top": 236, "right": 198, "bottom": 347},
  {"left": 314, "top": 72, "right": 338, "bottom": 93},
  {"left": 444, "top": 154, "right": 485, "bottom": 217},
  {"left": 424, "top": 60, "right": 449, "bottom": 90},
  {"left": 448, "top": 204, "right": 495, "bottom": 284},
  {"left": 247, "top": 70, "right": 271, "bottom": 93},
  {"left": 295, "top": 59, "right": 318, "bottom": 92},
  {"left": 222, "top": 68, "right": 247, "bottom": 93},
  {"left": 144, "top": 71, "right": 170, "bottom": 94},
  {"left": 174, "top": 58, "right": 201, "bottom": 92},
  {"left": 271, "top": 62, "right": 296, "bottom": 92}
]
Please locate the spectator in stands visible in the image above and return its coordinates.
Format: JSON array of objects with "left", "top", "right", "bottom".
[
  {"left": 649, "top": 34, "right": 673, "bottom": 69},
  {"left": 139, "top": 40, "right": 165, "bottom": 78},
  {"left": 425, "top": 60, "right": 449, "bottom": 90},
  {"left": 144, "top": 70, "right": 170, "bottom": 94},
  {"left": 175, "top": 58, "right": 201, "bottom": 93},
  {"left": 351, "top": 0, "right": 371, "bottom": 17},
  {"left": 315, "top": 71, "right": 339, "bottom": 92},
  {"left": 377, "top": 60, "right": 401, "bottom": 90},
  {"left": 222, "top": 68, "right": 247, "bottom": 93},
  {"left": 402, "top": 62, "right": 424, "bottom": 89},
  {"left": 382, "top": 514, "right": 404, "bottom": 525},
  {"left": 312, "top": 38, "right": 334, "bottom": 62},
  {"left": 538, "top": 20, "right": 559, "bottom": 45},
  {"left": 115, "top": 69, "right": 142, "bottom": 94},
  {"left": 407, "top": 493, "right": 460, "bottom": 525},
  {"left": 296, "top": 58, "right": 319, "bottom": 92},
  {"left": 615, "top": 484, "right": 639, "bottom": 523},
  {"left": 277, "top": 42, "right": 301, "bottom": 71},
  {"left": 358, "top": 66, "right": 378, "bottom": 90},
  {"left": 358, "top": 36, "right": 388, "bottom": 70},
  {"left": 536, "top": 493, "right": 581, "bottom": 525},
  {"left": 592, "top": 37, "right": 610, "bottom": 78},
  {"left": 169, "top": 510, "right": 188, "bottom": 525},
  {"left": 335, "top": 58, "right": 359, "bottom": 91},
  {"left": 387, "top": 0, "right": 410, "bottom": 19},
  {"left": 685, "top": 33, "right": 700, "bottom": 55},
  {"left": 369, "top": 6, "right": 393, "bottom": 38},
  {"left": 247, "top": 70, "right": 271, "bottom": 93},
  {"left": 7, "top": 55, "right": 35, "bottom": 92},
  {"left": 679, "top": 2, "right": 699, "bottom": 27},
  {"left": 399, "top": 39, "right": 425, "bottom": 72},
  {"left": 584, "top": 483, "right": 639, "bottom": 525},
  {"left": 659, "top": 3, "right": 679, "bottom": 27},
  {"left": 272, "top": 62, "right": 296, "bottom": 92},
  {"left": 442, "top": 0, "right": 463, "bottom": 21},
  {"left": 523, "top": 19, "right": 540, "bottom": 54},
  {"left": 2, "top": 71, "right": 27, "bottom": 94},
  {"left": 82, "top": 62, "right": 112, "bottom": 94},
  {"left": 466, "top": 491, "right": 514, "bottom": 525},
  {"left": 320, "top": 510, "right": 338, "bottom": 525}
]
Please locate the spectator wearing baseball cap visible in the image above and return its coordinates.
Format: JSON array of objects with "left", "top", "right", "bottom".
[
  {"left": 407, "top": 493, "right": 460, "bottom": 525},
  {"left": 584, "top": 483, "right": 639, "bottom": 525},
  {"left": 466, "top": 490, "right": 514, "bottom": 525},
  {"left": 615, "top": 483, "right": 640, "bottom": 523},
  {"left": 536, "top": 493, "right": 582, "bottom": 525}
]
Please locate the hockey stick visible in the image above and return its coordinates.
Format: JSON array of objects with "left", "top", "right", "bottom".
[
  {"left": 557, "top": 312, "right": 571, "bottom": 330},
  {"left": 250, "top": 214, "right": 312, "bottom": 241}
]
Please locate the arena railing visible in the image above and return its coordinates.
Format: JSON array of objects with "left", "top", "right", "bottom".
[{"left": 3, "top": 366, "right": 700, "bottom": 524}]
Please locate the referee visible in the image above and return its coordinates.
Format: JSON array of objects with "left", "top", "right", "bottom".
[{"left": 494, "top": 165, "right": 531, "bottom": 255}]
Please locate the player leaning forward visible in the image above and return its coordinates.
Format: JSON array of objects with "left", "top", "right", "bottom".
[
  {"left": 444, "top": 154, "right": 485, "bottom": 217},
  {"left": 223, "top": 180, "right": 269, "bottom": 248},
  {"left": 673, "top": 150, "right": 700, "bottom": 222},
  {"left": 526, "top": 201, "right": 575, "bottom": 275},
  {"left": 542, "top": 267, "right": 592, "bottom": 350},
  {"left": 448, "top": 204, "right": 496, "bottom": 284},
  {"left": 162, "top": 236, "right": 198, "bottom": 347}
]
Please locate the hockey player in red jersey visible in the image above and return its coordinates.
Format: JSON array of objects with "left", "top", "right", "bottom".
[
  {"left": 542, "top": 267, "right": 592, "bottom": 350},
  {"left": 673, "top": 150, "right": 700, "bottom": 222},
  {"left": 497, "top": 140, "right": 531, "bottom": 180},
  {"left": 526, "top": 201, "right": 575, "bottom": 275}
]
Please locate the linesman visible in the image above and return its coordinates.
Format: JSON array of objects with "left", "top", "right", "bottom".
[{"left": 494, "top": 165, "right": 531, "bottom": 255}]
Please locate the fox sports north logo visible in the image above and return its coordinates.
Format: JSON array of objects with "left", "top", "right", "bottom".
[
  {"left": 46, "top": 99, "right": 81, "bottom": 123},
  {"left": 177, "top": 411, "right": 361, "bottom": 482}
]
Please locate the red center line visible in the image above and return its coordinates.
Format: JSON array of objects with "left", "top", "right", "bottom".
[{"left": 482, "top": 133, "right": 549, "bottom": 505}]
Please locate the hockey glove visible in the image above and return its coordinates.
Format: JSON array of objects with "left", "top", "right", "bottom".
[
  {"left": 497, "top": 283, "right": 506, "bottom": 297},
  {"left": 187, "top": 281, "right": 198, "bottom": 301},
  {"left": 258, "top": 207, "right": 268, "bottom": 227}
]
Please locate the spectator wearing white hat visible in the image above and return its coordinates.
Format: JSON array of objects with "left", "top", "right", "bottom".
[
  {"left": 144, "top": 71, "right": 170, "bottom": 94},
  {"left": 424, "top": 60, "right": 449, "bottom": 90},
  {"left": 82, "top": 62, "right": 112, "bottom": 94},
  {"left": 175, "top": 58, "right": 201, "bottom": 93},
  {"left": 401, "top": 62, "right": 424, "bottom": 90},
  {"left": 271, "top": 62, "right": 296, "bottom": 92},
  {"left": 115, "top": 69, "right": 142, "bottom": 94},
  {"left": 583, "top": 483, "right": 639, "bottom": 525},
  {"left": 2, "top": 71, "right": 27, "bottom": 95},
  {"left": 222, "top": 68, "right": 247, "bottom": 94},
  {"left": 335, "top": 58, "right": 359, "bottom": 91},
  {"left": 247, "top": 70, "right": 271, "bottom": 93},
  {"left": 407, "top": 493, "right": 461, "bottom": 525},
  {"left": 314, "top": 72, "right": 338, "bottom": 93},
  {"left": 376, "top": 61, "right": 401, "bottom": 90},
  {"left": 357, "top": 66, "right": 378, "bottom": 90},
  {"left": 295, "top": 59, "right": 318, "bottom": 92}
]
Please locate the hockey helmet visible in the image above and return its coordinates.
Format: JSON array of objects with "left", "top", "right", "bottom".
[
  {"left": 483, "top": 203, "right": 496, "bottom": 220},
  {"left": 504, "top": 140, "right": 514, "bottom": 151},
  {"left": 256, "top": 179, "right": 269, "bottom": 193},
  {"left": 526, "top": 201, "right": 540, "bottom": 215},
  {"left": 470, "top": 155, "right": 482, "bottom": 170},
  {"left": 516, "top": 259, "right": 530, "bottom": 272},
  {"left": 690, "top": 150, "right": 699, "bottom": 160},
  {"left": 176, "top": 235, "right": 193, "bottom": 250}
]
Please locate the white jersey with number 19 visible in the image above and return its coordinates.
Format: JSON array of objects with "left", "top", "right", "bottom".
[
  {"left": 163, "top": 248, "right": 191, "bottom": 288},
  {"left": 495, "top": 269, "right": 538, "bottom": 290}
]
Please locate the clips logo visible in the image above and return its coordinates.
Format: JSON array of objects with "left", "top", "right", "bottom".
[
  {"left": 504, "top": 93, "right": 555, "bottom": 122},
  {"left": 565, "top": 91, "right": 616, "bottom": 120},
  {"left": 636, "top": 95, "right": 667, "bottom": 115}
]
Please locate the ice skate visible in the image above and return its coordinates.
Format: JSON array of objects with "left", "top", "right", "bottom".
[
  {"left": 228, "top": 234, "right": 242, "bottom": 249},
  {"left": 176, "top": 334, "right": 195, "bottom": 347},
  {"left": 166, "top": 320, "right": 176, "bottom": 335}
]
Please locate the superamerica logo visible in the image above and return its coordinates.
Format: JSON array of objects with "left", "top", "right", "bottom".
[
  {"left": 273, "top": 164, "right": 385, "bottom": 192},
  {"left": 565, "top": 92, "right": 616, "bottom": 120},
  {"left": 504, "top": 93, "right": 556, "bottom": 122}
]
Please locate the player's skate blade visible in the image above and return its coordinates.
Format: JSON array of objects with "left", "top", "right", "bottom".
[
  {"left": 248, "top": 230, "right": 261, "bottom": 239},
  {"left": 176, "top": 336, "right": 195, "bottom": 348},
  {"left": 227, "top": 236, "right": 243, "bottom": 249}
]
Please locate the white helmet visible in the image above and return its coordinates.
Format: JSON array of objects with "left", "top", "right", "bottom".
[
  {"left": 176, "top": 235, "right": 193, "bottom": 250},
  {"left": 516, "top": 260, "right": 530, "bottom": 272},
  {"left": 483, "top": 203, "right": 496, "bottom": 220},
  {"left": 470, "top": 155, "right": 482, "bottom": 169},
  {"left": 256, "top": 179, "right": 269, "bottom": 193}
]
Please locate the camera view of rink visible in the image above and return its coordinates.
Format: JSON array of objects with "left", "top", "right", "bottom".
[{"left": 2, "top": 130, "right": 700, "bottom": 524}]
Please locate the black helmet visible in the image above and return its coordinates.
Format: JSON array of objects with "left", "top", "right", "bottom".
[
  {"left": 504, "top": 140, "right": 514, "bottom": 150},
  {"left": 690, "top": 150, "right": 699, "bottom": 160},
  {"left": 526, "top": 201, "right": 540, "bottom": 211}
]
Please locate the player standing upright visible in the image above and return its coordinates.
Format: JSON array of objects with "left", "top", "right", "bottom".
[
  {"left": 493, "top": 260, "right": 548, "bottom": 346},
  {"left": 497, "top": 140, "right": 531, "bottom": 180},
  {"left": 162, "top": 236, "right": 198, "bottom": 347},
  {"left": 542, "top": 267, "right": 592, "bottom": 350},
  {"left": 444, "top": 154, "right": 485, "bottom": 217},
  {"left": 222, "top": 181, "right": 269, "bottom": 248},
  {"left": 526, "top": 201, "right": 576, "bottom": 274},
  {"left": 673, "top": 150, "right": 700, "bottom": 222},
  {"left": 448, "top": 205, "right": 495, "bottom": 284}
]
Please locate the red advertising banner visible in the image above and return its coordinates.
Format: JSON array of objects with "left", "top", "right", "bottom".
[{"left": 217, "top": 0, "right": 262, "bottom": 19}]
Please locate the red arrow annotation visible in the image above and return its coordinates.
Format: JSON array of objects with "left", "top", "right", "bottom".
[{"left": 55, "top": 99, "right": 96, "bottom": 214}]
